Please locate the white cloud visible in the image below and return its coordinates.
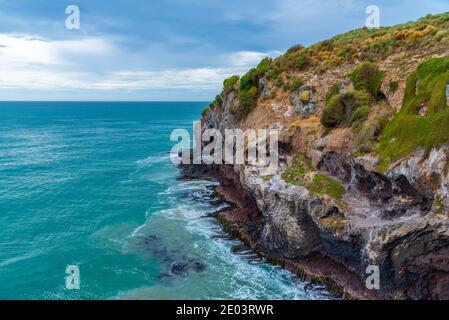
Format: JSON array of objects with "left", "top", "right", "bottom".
[
  {"left": 0, "top": 33, "right": 278, "bottom": 92},
  {"left": 227, "top": 50, "right": 281, "bottom": 67}
]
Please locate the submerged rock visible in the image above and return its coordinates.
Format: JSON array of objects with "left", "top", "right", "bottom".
[
  {"left": 191, "top": 261, "right": 206, "bottom": 273},
  {"left": 169, "top": 261, "right": 190, "bottom": 277}
]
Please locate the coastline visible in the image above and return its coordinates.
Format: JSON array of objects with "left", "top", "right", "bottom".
[{"left": 179, "top": 162, "right": 380, "bottom": 300}]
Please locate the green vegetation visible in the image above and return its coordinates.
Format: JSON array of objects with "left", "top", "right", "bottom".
[
  {"left": 321, "top": 90, "right": 370, "bottom": 128},
  {"left": 223, "top": 75, "right": 240, "bottom": 91},
  {"left": 354, "top": 114, "right": 390, "bottom": 154},
  {"left": 286, "top": 43, "right": 304, "bottom": 54},
  {"left": 350, "top": 62, "right": 385, "bottom": 99},
  {"left": 389, "top": 80, "right": 399, "bottom": 93},
  {"left": 201, "top": 94, "right": 223, "bottom": 118},
  {"left": 308, "top": 173, "right": 345, "bottom": 200},
  {"left": 326, "top": 13, "right": 447, "bottom": 59},
  {"left": 294, "top": 50, "right": 313, "bottom": 71},
  {"left": 325, "top": 82, "right": 342, "bottom": 104},
  {"left": 231, "top": 58, "right": 277, "bottom": 119},
  {"left": 282, "top": 154, "right": 345, "bottom": 200},
  {"left": 377, "top": 57, "right": 449, "bottom": 171},
  {"left": 402, "top": 58, "right": 449, "bottom": 115},
  {"left": 231, "top": 87, "right": 258, "bottom": 119},
  {"left": 283, "top": 77, "right": 304, "bottom": 92},
  {"left": 282, "top": 154, "right": 313, "bottom": 185},
  {"left": 348, "top": 104, "right": 370, "bottom": 126},
  {"left": 201, "top": 107, "right": 212, "bottom": 118},
  {"left": 239, "top": 68, "right": 259, "bottom": 91}
]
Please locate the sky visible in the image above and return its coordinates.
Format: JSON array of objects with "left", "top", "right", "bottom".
[{"left": 0, "top": 0, "right": 448, "bottom": 101}]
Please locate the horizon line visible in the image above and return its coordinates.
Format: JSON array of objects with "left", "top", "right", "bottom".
[{"left": 0, "top": 100, "right": 211, "bottom": 103}]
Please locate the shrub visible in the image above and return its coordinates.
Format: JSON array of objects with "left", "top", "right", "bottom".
[
  {"left": 232, "top": 87, "right": 258, "bottom": 119},
  {"left": 350, "top": 62, "right": 385, "bottom": 99},
  {"left": 284, "top": 77, "right": 304, "bottom": 92},
  {"left": 240, "top": 68, "right": 258, "bottom": 91},
  {"left": 223, "top": 75, "right": 239, "bottom": 91},
  {"left": 295, "top": 51, "right": 312, "bottom": 71},
  {"left": 239, "top": 58, "right": 273, "bottom": 92},
  {"left": 349, "top": 105, "right": 370, "bottom": 126},
  {"left": 267, "top": 66, "right": 281, "bottom": 80},
  {"left": 255, "top": 58, "right": 272, "bottom": 77},
  {"left": 286, "top": 44, "right": 305, "bottom": 54},
  {"left": 325, "top": 82, "right": 342, "bottom": 104},
  {"left": 402, "top": 57, "right": 449, "bottom": 115},
  {"left": 321, "top": 91, "right": 370, "bottom": 128}
]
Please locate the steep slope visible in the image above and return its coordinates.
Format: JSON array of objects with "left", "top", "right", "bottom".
[{"left": 194, "top": 13, "right": 449, "bottom": 299}]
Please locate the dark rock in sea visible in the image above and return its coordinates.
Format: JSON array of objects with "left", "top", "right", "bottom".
[
  {"left": 169, "top": 261, "right": 190, "bottom": 277},
  {"left": 191, "top": 261, "right": 206, "bottom": 273},
  {"left": 231, "top": 244, "right": 250, "bottom": 254}
]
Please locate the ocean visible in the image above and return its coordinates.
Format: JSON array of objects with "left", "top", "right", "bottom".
[{"left": 0, "top": 101, "right": 330, "bottom": 300}]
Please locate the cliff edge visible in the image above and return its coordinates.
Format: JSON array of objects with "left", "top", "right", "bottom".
[{"left": 187, "top": 13, "right": 449, "bottom": 299}]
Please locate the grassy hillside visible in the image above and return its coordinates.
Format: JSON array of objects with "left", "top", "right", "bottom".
[{"left": 203, "top": 12, "right": 449, "bottom": 172}]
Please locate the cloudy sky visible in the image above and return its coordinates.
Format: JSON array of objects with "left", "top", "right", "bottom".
[{"left": 0, "top": 0, "right": 448, "bottom": 101}]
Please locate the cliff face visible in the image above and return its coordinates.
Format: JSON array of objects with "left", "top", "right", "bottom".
[{"left": 190, "top": 13, "right": 449, "bottom": 299}]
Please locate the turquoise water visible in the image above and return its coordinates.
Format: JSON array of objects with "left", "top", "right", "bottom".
[{"left": 0, "top": 102, "right": 329, "bottom": 300}]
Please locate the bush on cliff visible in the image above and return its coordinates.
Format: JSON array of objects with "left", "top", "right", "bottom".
[
  {"left": 402, "top": 57, "right": 449, "bottom": 115},
  {"left": 350, "top": 62, "right": 385, "bottom": 99},
  {"left": 325, "top": 82, "right": 342, "bottom": 104},
  {"left": 231, "top": 87, "right": 258, "bottom": 119},
  {"left": 223, "top": 75, "right": 240, "bottom": 92},
  {"left": 321, "top": 91, "right": 370, "bottom": 128},
  {"left": 240, "top": 58, "right": 273, "bottom": 92},
  {"left": 284, "top": 77, "right": 305, "bottom": 92},
  {"left": 240, "top": 68, "right": 258, "bottom": 92},
  {"left": 377, "top": 57, "right": 449, "bottom": 171}
]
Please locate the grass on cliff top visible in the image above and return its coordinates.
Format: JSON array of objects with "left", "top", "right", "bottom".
[
  {"left": 201, "top": 13, "right": 449, "bottom": 122},
  {"left": 377, "top": 57, "right": 449, "bottom": 171},
  {"left": 282, "top": 154, "right": 345, "bottom": 200}
]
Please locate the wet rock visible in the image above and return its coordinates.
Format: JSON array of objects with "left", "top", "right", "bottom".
[
  {"left": 231, "top": 243, "right": 250, "bottom": 254},
  {"left": 191, "top": 261, "right": 206, "bottom": 273},
  {"left": 169, "top": 261, "right": 190, "bottom": 277}
]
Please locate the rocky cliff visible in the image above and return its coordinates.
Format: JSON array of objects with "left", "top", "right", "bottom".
[{"left": 185, "top": 13, "right": 449, "bottom": 299}]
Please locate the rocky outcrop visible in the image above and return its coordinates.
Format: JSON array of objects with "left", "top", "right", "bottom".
[
  {"left": 290, "top": 86, "right": 318, "bottom": 118},
  {"left": 181, "top": 147, "right": 449, "bottom": 299}
]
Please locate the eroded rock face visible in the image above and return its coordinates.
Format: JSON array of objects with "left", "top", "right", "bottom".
[
  {"left": 388, "top": 145, "right": 449, "bottom": 209},
  {"left": 189, "top": 90, "right": 449, "bottom": 299},
  {"left": 317, "top": 152, "right": 433, "bottom": 219},
  {"left": 202, "top": 91, "right": 240, "bottom": 130},
  {"left": 243, "top": 171, "right": 322, "bottom": 259},
  {"left": 290, "top": 86, "right": 318, "bottom": 118},
  {"left": 259, "top": 77, "right": 273, "bottom": 100}
]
